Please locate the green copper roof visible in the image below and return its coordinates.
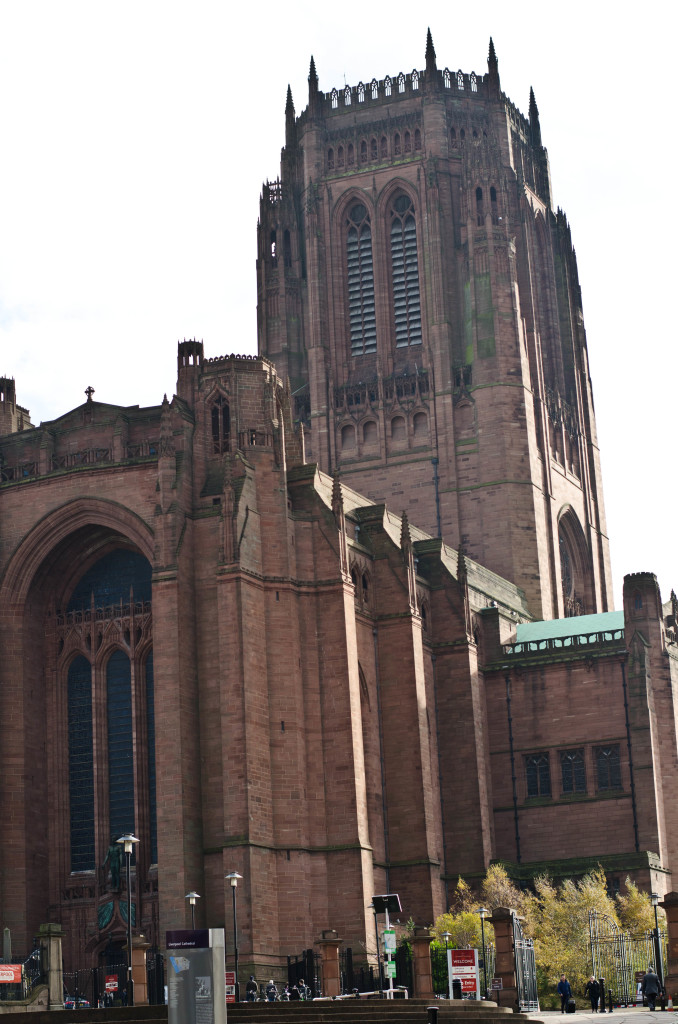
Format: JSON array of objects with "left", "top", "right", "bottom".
[{"left": 516, "top": 610, "right": 624, "bottom": 643}]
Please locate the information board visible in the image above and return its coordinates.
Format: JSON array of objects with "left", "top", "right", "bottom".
[{"left": 166, "top": 928, "right": 226, "bottom": 1024}]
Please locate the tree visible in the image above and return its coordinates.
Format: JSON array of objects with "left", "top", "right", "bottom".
[
  {"left": 532, "top": 867, "right": 617, "bottom": 1007},
  {"left": 616, "top": 878, "right": 663, "bottom": 937}
]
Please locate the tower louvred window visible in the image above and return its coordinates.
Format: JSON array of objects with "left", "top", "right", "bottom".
[
  {"left": 390, "top": 194, "right": 422, "bottom": 347},
  {"left": 346, "top": 204, "right": 377, "bottom": 356}
]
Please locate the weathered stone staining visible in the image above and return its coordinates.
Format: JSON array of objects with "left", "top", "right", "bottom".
[{"left": 0, "top": 36, "right": 675, "bottom": 980}]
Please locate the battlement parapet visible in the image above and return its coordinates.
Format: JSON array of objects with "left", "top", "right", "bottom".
[{"left": 310, "top": 66, "right": 488, "bottom": 120}]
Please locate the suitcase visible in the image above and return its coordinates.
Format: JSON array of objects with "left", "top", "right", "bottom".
[{"left": 566, "top": 998, "right": 576, "bottom": 1013}]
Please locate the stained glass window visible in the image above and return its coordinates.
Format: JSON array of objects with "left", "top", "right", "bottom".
[{"left": 68, "top": 656, "right": 95, "bottom": 871}]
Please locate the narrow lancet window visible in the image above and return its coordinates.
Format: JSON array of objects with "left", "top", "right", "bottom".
[
  {"left": 390, "top": 194, "right": 422, "bottom": 348},
  {"left": 346, "top": 204, "right": 377, "bottom": 356}
]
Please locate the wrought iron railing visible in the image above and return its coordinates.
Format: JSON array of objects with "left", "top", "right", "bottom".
[{"left": 589, "top": 909, "right": 666, "bottom": 1005}]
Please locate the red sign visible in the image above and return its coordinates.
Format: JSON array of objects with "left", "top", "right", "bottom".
[
  {"left": 0, "top": 965, "right": 22, "bottom": 984},
  {"left": 451, "top": 949, "right": 476, "bottom": 969},
  {"left": 105, "top": 975, "right": 118, "bottom": 991},
  {"left": 460, "top": 977, "right": 478, "bottom": 993},
  {"left": 225, "top": 971, "right": 236, "bottom": 1004}
]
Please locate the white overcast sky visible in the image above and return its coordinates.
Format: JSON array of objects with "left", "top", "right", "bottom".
[{"left": 0, "top": 1, "right": 674, "bottom": 611}]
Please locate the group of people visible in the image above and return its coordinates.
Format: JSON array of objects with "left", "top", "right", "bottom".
[
  {"left": 245, "top": 975, "right": 311, "bottom": 1002},
  {"left": 557, "top": 967, "right": 664, "bottom": 1013}
]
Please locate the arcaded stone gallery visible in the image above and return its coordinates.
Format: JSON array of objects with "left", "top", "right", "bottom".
[{"left": 1, "top": 34, "right": 676, "bottom": 980}]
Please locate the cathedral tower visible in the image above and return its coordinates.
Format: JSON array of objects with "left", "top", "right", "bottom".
[{"left": 257, "top": 34, "right": 612, "bottom": 619}]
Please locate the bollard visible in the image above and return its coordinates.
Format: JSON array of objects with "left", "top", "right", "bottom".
[
  {"left": 599, "top": 978, "right": 606, "bottom": 1014},
  {"left": 428, "top": 1006, "right": 439, "bottom": 1024},
  {"left": 608, "top": 988, "right": 613, "bottom": 1013},
  {"left": 452, "top": 979, "right": 462, "bottom": 1000}
]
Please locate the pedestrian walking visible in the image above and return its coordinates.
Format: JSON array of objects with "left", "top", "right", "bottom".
[
  {"left": 642, "top": 966, "right": 661, "bottom": 1011},
  {"left": 245, "top": 975, "right": 257, "bottom": 1002},
  {"left": 558, "top": 974, "right": 572, "bottom": 1013},
  {"left": 584, "top": 976, "right": 600, "bottom": 1012}
]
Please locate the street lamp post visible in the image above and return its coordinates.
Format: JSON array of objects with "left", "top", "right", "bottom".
[
  {"left": 442, "top": 932, "right": 451, "bottom": 1000},
  {"left": 116, "top": 834, "right": 140, "bottom": 1007},
  {"left": 368, "top": 903, "right": 383, "bottom": 997},
  {"left": 225, "top": 872, "right": 243, "bottom": 1001},
  {"left": 185, "top": 892, "right": 200, "bottom": 930},
  {"left": 478, "top": 907, "right": 489, "bottom": 1000},
  {"left": 651, "top": 894, "right": 665, "bottom": 995}
]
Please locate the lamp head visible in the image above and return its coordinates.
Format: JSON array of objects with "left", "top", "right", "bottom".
[
  {"left": 185, "top": 891, "right": 200, "bottom": 906},
  {"left": 116, "top": 834, "right": 140, "bottom": 856},
  {"left": 442, "top": 931, "right": 451, "bottom": 943},
  {"left": 478, "top": 906, "right": 488, "bottom": 919},
  {"left": 651, "top": 892, "right": 659, "bottom": 907},
  {"left": 226, "top": 871, "right": 243, "bottom": 888}
]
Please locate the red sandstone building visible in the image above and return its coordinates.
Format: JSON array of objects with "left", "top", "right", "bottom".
[{"left": 0, "top": 35, "right": 676, "bottom": 983}]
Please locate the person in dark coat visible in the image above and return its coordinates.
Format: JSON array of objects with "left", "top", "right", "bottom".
[
  {"left": 557, "top": 974, "right": 572, "bottom": 1013},
  {"left": 642, "top": 967, "right": 661, "bottom": 1011},
  {"left": 245, "top": 976, "right": 257, "bottom": 1002},
  {"left": 585, "top": 976, "right": 600, "bottom": 1012},
  {"left": 265, "top": 980, "right": 278, "bottom": 1002}
]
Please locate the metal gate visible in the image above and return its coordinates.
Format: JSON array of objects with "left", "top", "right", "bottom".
[
  {"left": 589, "top": 910, "right": 666, "bottom": 1005},
  {"left": 512, "top": 911, "right": 539, "bottom": 1012}
]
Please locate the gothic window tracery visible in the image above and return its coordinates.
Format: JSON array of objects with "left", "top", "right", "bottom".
[
  {"left": 526, "top": 752, "right": 551, "bottom": 797},
  {"left": 371, "top": 78, "right": 378, "bottom": 99},
  {"left": 470, "top": 72, "right": 478, "bottom": 92},
  {"left": 561, "top": 749, "right": 586, "bottom": 794},
  {"left": 389, "top": 194, "right": 422, "bottom": 348},
  {"left": 457, "top": 70, "right": 464, "bottom": 90},
  {"left": 346, "top": 203, "right": 377, "bottom": 357},
  {"left": 64, "top": 549, "right": 156, "bottom": 874},
  {"left": 398, "top": 72, "right": 405, "bottom": 93},
  {"left": 211, "top": 394, "right": 230, "bottom": 454},
  {"left": 411, "top": 70, "right": 419, "bottom": 90},
  {"left": 385, "top": 76, "right": 392, "bottom": 97},
  {"left": 596, "top": 745, "right": 622, "bottom": 791},
  {"left": 344, "top": 85, "right": 351, "bottom": 106},
  {"left": 358, "top": 82, "right": 365, "bottom": 103}
]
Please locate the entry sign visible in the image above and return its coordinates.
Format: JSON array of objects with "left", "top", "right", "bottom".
[
  {"left": 447, "top": 948, "right": 480, "bottom": 999},
  {"left": 0, "top": 965, "right": 22, "bottom": 984},
  {"left": 105, "top": 975, "right": 119, "bottom": 992},
  {"left": 225, "top": 971, "right": 236, "bottom": 1004},
  {"left": 383, "top": 928, "right": 396, "bottom": 953}
]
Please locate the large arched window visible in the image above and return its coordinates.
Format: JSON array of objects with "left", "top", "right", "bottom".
[
  {"left": 389, "top": 194, "right": 422, "bottom": 348},
  {"left": 65, "top": 549, "right": 156, "bottom": 873},
  {"left": 346, "top": 203, "right": 377, "bottom": 356},
  {"left": 558, "top": 510, "right": 591, "bottom": 617}
]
